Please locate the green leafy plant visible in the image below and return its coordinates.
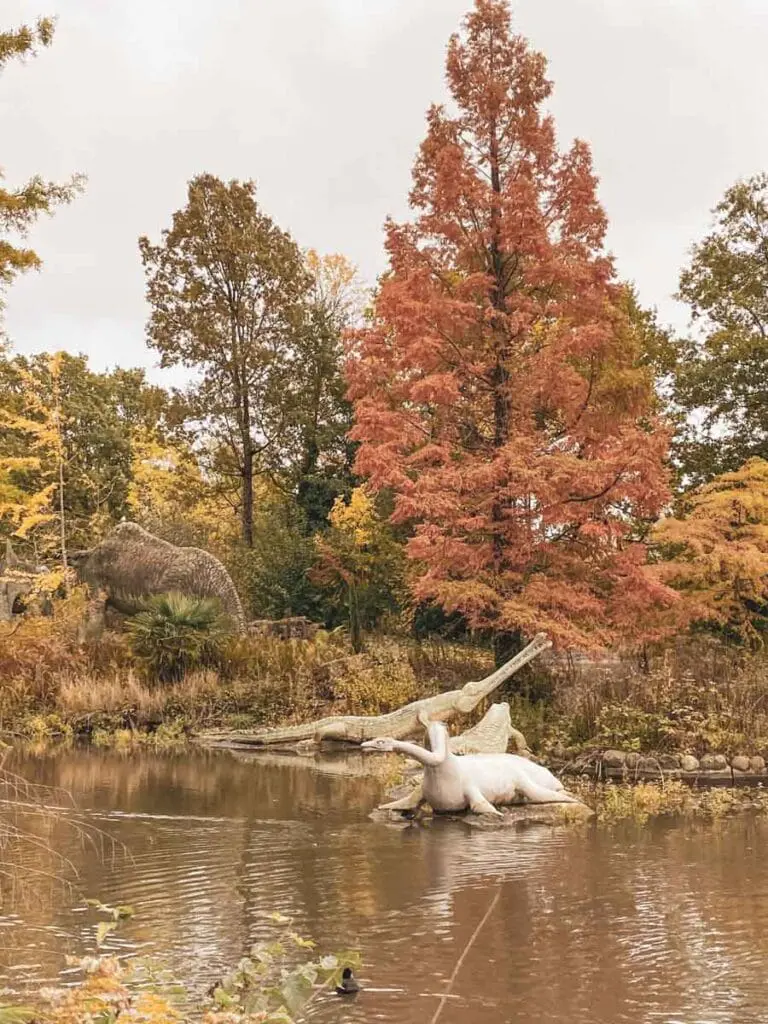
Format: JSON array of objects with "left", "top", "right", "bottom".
[
  {"left": 208, "top": 911, "right": 361, "bottom": 1021},
  {"left": 0, "top": 908, "right": 360, "bottom": 1024},
  {"left": 126, "top": 593, "right": 232, "bottom": 683}
]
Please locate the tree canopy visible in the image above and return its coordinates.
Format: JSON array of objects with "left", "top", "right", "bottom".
[
  {"left": 347, "top": 0, "right": 674, "bottom": 652},
  {"left": 0, "top": 17, "right": 84, "bottom": 326},
  {"left": 675, "top": 175, "right": 768, "bottom": 486},
  {"left": 654, "top": 459, "right": 768, "bottom": 645}
]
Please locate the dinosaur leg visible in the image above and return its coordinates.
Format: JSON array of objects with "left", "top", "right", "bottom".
[
  {"left": 515, "top": 778, "right": 578, "bottom": 804},
  {"left": 379, "top": 783, "right": 425, "bottom": 811},
  {"left": 465, "top": 786, "right": 504, "bottom": 817}
]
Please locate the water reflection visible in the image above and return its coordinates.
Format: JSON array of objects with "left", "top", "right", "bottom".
[{"left": 1, "top": 746, "right": 768, "bottom": 1022}]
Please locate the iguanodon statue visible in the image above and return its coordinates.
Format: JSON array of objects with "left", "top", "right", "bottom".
[{"left": 362, "top": 715, "right": 578, "bottom": 816}]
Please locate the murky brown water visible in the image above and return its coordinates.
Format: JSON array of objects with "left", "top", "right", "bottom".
[{"left": 1, "top": 745, "right": 768, "bottom": 1023}]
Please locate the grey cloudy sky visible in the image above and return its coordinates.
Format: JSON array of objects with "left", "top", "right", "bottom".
[{"left": 3, "top": 0, "right": 768, "bottom": 383}]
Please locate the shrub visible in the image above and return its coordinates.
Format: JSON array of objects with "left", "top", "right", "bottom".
[{"left": 125, "top": 593, "right": 232, "bottom": 684}]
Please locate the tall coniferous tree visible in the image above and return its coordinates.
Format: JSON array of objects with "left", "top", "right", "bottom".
[{"left": 348, "top": 0, "right": 673, "bottom": 654}]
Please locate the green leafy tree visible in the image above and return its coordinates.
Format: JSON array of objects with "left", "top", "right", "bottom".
[
  {"left": 675, "top": 174, "right": 768, "bottom": 485},
  {"left": 1, "top": 17, "right": 84, "bottom": 324},
  {"left": 230, "top": 491, "right": 320, "bottom": 620},
  {"left": 0, "top": 350, "right": 171, "bottom": 551},
  {"left": 292, "top": 251, "right": 363, "bottom": 533},
  {"left": 139, "top": 175, "right": 312, "bottom": 547}
]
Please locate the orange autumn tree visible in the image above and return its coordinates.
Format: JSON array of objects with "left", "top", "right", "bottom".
[{"left": 347, "top": 0, "right": 674, "bottom": 655}]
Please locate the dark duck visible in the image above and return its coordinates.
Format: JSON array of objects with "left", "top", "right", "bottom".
[{"left": 336, "top": 967, "right": 360, "bottom": 995}]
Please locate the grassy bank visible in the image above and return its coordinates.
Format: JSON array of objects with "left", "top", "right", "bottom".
[
  {"left": 512, "top": 639, "right": 768, "bottom": 762},
  {"left": 5, "top": 595, "right": 768, "bottom": 759},
  {"left": 569, "top": 778, "right": 768, "bottom": 824},
  {"left": 0, "top": 595, "right": 493, "bottom": 743}
]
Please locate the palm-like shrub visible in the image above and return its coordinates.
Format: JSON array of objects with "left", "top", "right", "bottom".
[{"left": 126, "top": 593, "right": 232, "bottom": 683}]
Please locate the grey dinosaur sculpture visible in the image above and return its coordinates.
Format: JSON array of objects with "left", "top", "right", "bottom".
[
  {"left": 363, "top": 717, "right": 578, "bottom": 815},
  {"left": 69, "top": 522, "right": 246, "bottom": 632}
]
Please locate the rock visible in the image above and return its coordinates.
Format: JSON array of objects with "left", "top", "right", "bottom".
[
  {"left": 658, "top": 754, "right": 682, "bottom": 770},
  {"left": 750, "top": 756, "right": 766, "bottom": 773},
  {"left": 681, "top": 755, "right": 700, "bottom": 773},
  {"left": 625, "top": 753, "right": 641, "bottom": 770},
  {"left": 602, "top": 750, "right": 627, "bottom": 769},
  {"left": 369, "top": 802, "right": 595, "bottom": 828},
  {"left": 463, "top": 803, "right": 595, "bottom": 828},
  {"left": 731, "top": 756, "right": 751, "bottom": 773},
  {"left": 699, "top": 754, "right": 728, "bottom": 772},
  {"left": 638, "top": 756, "right": 661, "bottom": 773}
]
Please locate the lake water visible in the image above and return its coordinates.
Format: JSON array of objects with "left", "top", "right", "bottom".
[{"left": 2, "top": 744, "right": 768, "bottom": 1023}]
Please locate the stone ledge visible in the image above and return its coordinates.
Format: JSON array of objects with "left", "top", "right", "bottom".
[
  {"left": 558, "top": 750, "right": 768, "bottom": 787},
  {"left": 369, "top": 802, "right": 594, "bottom": 828}
]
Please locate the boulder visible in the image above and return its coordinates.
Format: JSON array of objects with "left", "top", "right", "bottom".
[
  {"left": 638, "top": 756, "right": 661, "bottom": 773},
  {"left": 250, "top": 616, "right": 319, "bottom": 640},
  {"left": 699, "top": 754, "right": 728, "bottom": 772},
  {"left": 750, "top": 756, "right": 766, "bottom": 773},
  {"left": 602, "top": 750, "right": 627, "bottom": 769},
  {"left": 658, "top": 754, "right": 682, "bottom": 770},
  {"left": 731, "top": 756, "right": 751, "bottom": 773},
  {"left": 681, "top": 755, "right": 700, "bottom": 773},
  {"left": 625, "top": 753, "right": 642, "bottom": 770}
]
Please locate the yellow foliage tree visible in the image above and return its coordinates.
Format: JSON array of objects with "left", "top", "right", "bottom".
[
  {"left": 653, "top": 458, "right": 768, "bottom": 644},
  {"left": 314, "top": 485, "right": 405, "bottom": 651},
  {"left": 127, "top": 427, "right": 239, "bottom": 551},
  {"left": 0, "top": 351, "right": 67, "bottom": 570},
  {"left": 1, "top": 17, "right": 84, "bottom": 322}
]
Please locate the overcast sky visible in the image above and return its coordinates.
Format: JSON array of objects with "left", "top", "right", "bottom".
[{"left": 3, "top": 0, "right": 768, "bottom": 382}]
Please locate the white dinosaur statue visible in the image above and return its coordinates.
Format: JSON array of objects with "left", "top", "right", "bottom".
[{"left": 362, "top": 716, "right": 578, "bottom": 816}]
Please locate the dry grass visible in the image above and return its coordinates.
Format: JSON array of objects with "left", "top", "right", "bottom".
[
  {"left": 0, "top": 752, "right": 122, "bottom": 909},
  {"left": 0, "top": 605, "right": 495, "bottom": 740},
  {"left": 569, "top": 777, "right": 768, "bottom": 824},
  {"left": 535, "top": 638, "right": 768, "bottom": 757}
]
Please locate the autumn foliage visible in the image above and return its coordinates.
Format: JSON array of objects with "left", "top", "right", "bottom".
[
  {"left": 347, "top": 0, "right": 673, "bottom": 650},
  {"left": 654, "top": 459, "right": 768, "bottom": 645}
]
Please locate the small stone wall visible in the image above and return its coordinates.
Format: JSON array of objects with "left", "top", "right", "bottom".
[
  {"left": 248, "top": 617, "right": 319, "bottom": 640},
  {"left": 559, "top": 749, "right": 767, "bottom": 786}
]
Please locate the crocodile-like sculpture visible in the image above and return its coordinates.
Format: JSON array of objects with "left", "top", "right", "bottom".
[
  {"left": 197, "top": 633, "right": 551, "bottom": 748},
  {"left": 363, "top": 717, "right": 577, "bottom": 815}
]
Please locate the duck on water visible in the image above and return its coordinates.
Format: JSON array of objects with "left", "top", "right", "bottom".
[{"left": 362, "top": 717, "right": 578, "bottom": 816}]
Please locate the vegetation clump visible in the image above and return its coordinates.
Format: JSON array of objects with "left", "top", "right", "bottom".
[
  {"left": 126, "top": 593, "right": 233, "bottom": 684},
  {"left": 570, "top": 779, "right": 768, "bottom": 825},
  {"left": 0, "top": 910, "right": 360, "bottom": 1024}
]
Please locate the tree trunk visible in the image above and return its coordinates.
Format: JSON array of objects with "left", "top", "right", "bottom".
[
  {"left": 241, "top": 455, "right": 254, "bottom": 548},
  {"left": 54, "top": 393, "right": 69, "bottom": 590},
  {"left": 240, "top": 389, "right": 254, "bottom": 548},
  {"left": 349, "top": 581, "right": 362, "bottom": 653}
]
